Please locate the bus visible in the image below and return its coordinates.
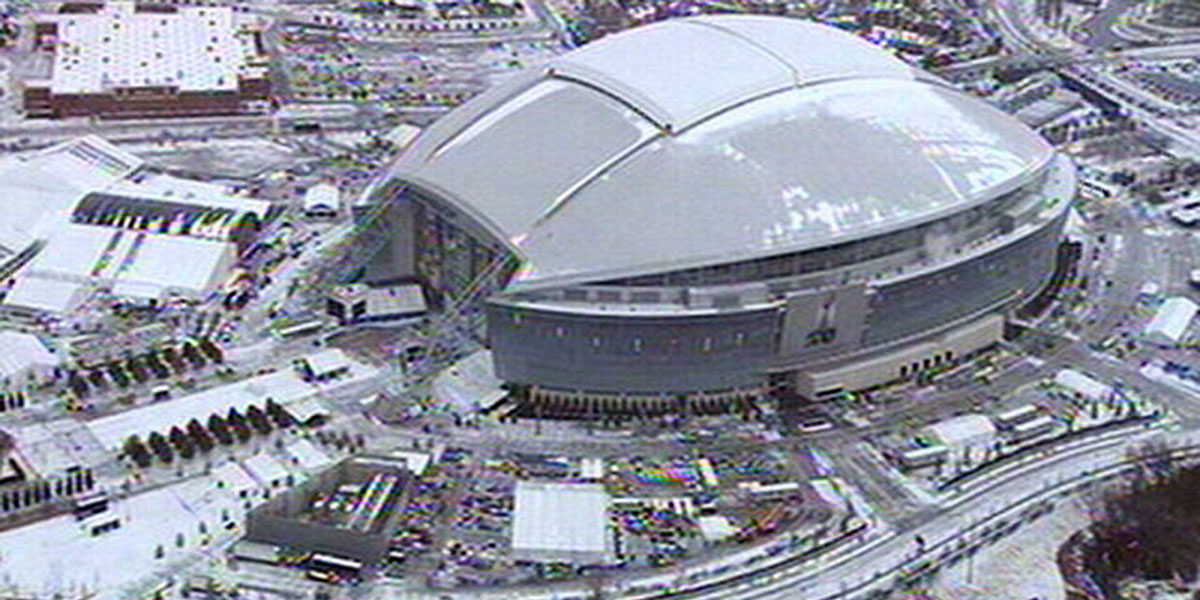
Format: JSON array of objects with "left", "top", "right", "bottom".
[
  {"left": 81, "top": 512, "right": 120, "bottom": 536},
  {"left": 73, "top": 491, "right": 109, "bottom": 520},
  {"left": 993, "top": 404, "right": 1041, "bottom": 430},
  {"left": 898, "top": 445, "right": 948, "bottom": 470},
  {"left": 306, "top": 553, "right": 362, "bottom": 584},
  {"left": 273, "top": 319, "right": 325, "bottom": 340}
]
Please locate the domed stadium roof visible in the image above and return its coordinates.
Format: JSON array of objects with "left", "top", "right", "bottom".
[{"left": 381, "top": 15, "right": 1055, "bottom": 291}]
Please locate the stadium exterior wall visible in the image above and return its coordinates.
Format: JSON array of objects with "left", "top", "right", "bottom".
[{"left": 485, "top": 207, "right": 1067, "bottom": 398}]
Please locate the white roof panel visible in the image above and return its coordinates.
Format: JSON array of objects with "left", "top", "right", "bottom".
[
  {"left": 551, "top": 19, "right": 794, "bottom": 131},
  {"left": 0, "top": 331, "right": 58, "bottom": 379},
  {"left": 242, "top": 453, "right": 290, "bottom": 485},
  {"left": 299, "top": 349, "right": 352, "bottom": 377},
  {"left": 512, "top": 482, "right": 611, "bottom": 564},
  {"left": 1054, "top": 369, "right": 1112, "bottom": 400},
  {"left": 1144, "top": 296, "right": 1198, "bottom": 344},
  {"left": 284, "top": 440, "right": 333, "bottom": 471},
  {"left": 303, "top": 183, "right": 340, "bottom": 211},
  {"left": 3, "top": 276, "right": 85, "bottom": 313},
  {"left": 120, "top": 234, "right": 233, "bottom": 295},
  {"left": 213, "top": 462, "right": 259, "bottom": 496},
  {"left": 411, "top": 78, "right": 658, "bottom": 240},
  {"left": 926, "top": 414, "right": 996, "bottom": 448},
  {"left": 689, "top": 15, "right": 918, "bottom": 86}
]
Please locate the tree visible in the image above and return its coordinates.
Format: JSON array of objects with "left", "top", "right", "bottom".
[
  {"left": 147, "top": 432, "right": 174, "bottom": 464},
  {"left": 124, "top": 435, "right": 153, "bottom": 468},
  {"left": 246, "top": 405, "right": 273, "bottom": 435},
  {"left": 197, "top": 338, "right": 224, "bottom": 363},
  {"left": 1084, "top": 442, "right": 1200, "bottom": 592},
  {"left": 187, "top": 419, "right": 214, "bottom": 453},
  {"left": 208, "top": 414, "right": 234, "bottom": 445},
  {"left": 169, "top": 426, "right": 195, "bottom": 460},
  {"left": 265, "top": 399, "right": 295, "bottom": 428},
  {"left": 180, "top": 343, "right": 207, "bottom": 369},
  {"left": 227, "top": 408, "right": 252, "bottom": 443}
]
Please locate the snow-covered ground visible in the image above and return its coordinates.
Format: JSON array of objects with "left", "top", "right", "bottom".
[
  {"left": 932, "top": 496, "right": 1091, "bottom": 600},
  {"left": 0, "top": 474, "right": 250, "bottom": 599},
  {"left": 135, "top": 138, "right": 303, "bottom": 179}
]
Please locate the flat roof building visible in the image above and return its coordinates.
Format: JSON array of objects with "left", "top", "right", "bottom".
[
  {"left": 924, "top": 414, "right": 997, "bottom": 451},
  {"left": 0, "top": 331, "right": 59, "bottom": 382},
  {"left": 244, "top": 456, "right": 411, "bottom": 566},
  {"left": 303, "top": 183, "right": 341, "bottom": 218},
  {"left": 324, "top": 283, "right": 427, "bottom": 325},
  {"left": 511, "top": 481, "right": 613, "bottom": 565},
  {"left": 0, "top": 136, "right": 272, "bottom": 316},
  {"left": 24, "top": 2, "right": 271, "bottom": 119},
  {"left": 1054, "top": 369, "right": 1113, "bottom": 401}
]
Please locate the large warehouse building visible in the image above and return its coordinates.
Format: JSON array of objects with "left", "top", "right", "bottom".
[
  {"left": 365, "top": 15, "right": 1077, "bottom": 414},
  {"left": 23, "top": 3, "right": 271, "bottom": 119}
]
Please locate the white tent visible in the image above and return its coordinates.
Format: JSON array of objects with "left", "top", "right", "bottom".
[
  {"left": 0, "top": 331, "right": 58, "bottom": 381},
  {"left": 1144, "top": 296, "right": 1198, "bottom": 345},
  {"left": 925, "top": 414, "right": 996, "bottom": 450},
  {"left": 512, "top": 482, "right": 613, "bottom": 564},
  {"left": 1054, "top": 369, "right": 1112, "bottom": 401}
]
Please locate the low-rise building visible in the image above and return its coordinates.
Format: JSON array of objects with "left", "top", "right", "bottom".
[
  {"left": 511, "top": 481, "right": 614, "bottom": 565},
  {"left": 243, "top": 456, "right": 411, "bottom": 566},
  {"left": 324, "top": 283, "right": 426, "bottom": 325},
  {"left": 23, "top": 3, "right": 271, "bottom": 119}
]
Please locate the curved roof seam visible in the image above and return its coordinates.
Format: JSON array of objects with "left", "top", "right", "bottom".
[
  {"left": 547, "top": 71, "right": 666, "bottom": 131},
  {"left": 681, "top": 19, "right": 803, "bottom": 83},
  {"left": 530, "top": 128, "right": 664, "bottom": 229},
  {"left": 529, "top": 75, "right": 991, "bottom": 235},
  {"left": 425, "top": 74, "right": 546, "bottom": 162}
]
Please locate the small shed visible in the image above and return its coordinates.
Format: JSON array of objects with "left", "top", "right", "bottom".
[
  {"left": 242, "top": 453, "right": 292, "bottom": 489},
  {"left": 1054, "top": 369, "right": 1113, "bottom": 401},
  {"left": 302, "top": 183, "right": 340, "bottom": 217},
  {"left": 924, "top": 414, "right": 996, "bottom": 450}
]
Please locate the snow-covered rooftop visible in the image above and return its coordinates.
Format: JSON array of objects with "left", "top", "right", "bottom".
[
  {"left": 4, "top": 276, "right": 86, "bottom": 314},
  {"left": 242, "top": 453, "right": 290, "bottom": 486},
  {"left": 284, "top": 439, "right": 332, "bottom": 472},
  {"left": 512, "top": 481, "right": 612, "bottom": 564},
  {"left": 302, "top": 183, "right": 340, "bottom": 212},
  {"left": 925, "top": 414, "right": 996, "bottom": 449},
  {"left": 1144, "top": 296, "right": 1198, "bottom": 345},
  {"left": 1054, "top": 369, "right": 1113, "bottom": 401},
  {"left": 9, "top": 223, "right": 237, "bottom": 311},
  {"left": 212, "top": 460, "right": 259, "bottom": 497},
  {"left": 50, "top": 3, "right": 258, "bottom": 94},
  {"left": 0, "top": 331, "right": 58, "bottom": 380}
]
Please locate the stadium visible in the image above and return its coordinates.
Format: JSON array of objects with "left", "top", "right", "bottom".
[{"left": 364, "top": 14, "right": 1077, "bottom": 416}]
